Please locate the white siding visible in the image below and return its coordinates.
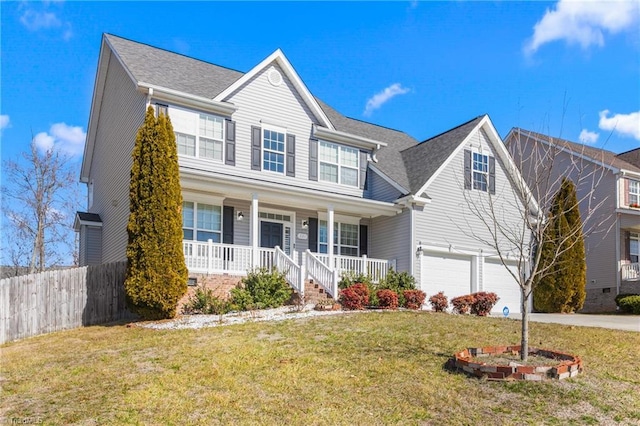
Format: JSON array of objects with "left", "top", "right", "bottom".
[
  {"left": 370, "top": 209, "right": 411, "bottom": 273},
  {"left": 88, "top": 52, "right": 146, "bottom": 263},
  {"left": 415, "top": 129, "right": 528, "bottom": 252}
]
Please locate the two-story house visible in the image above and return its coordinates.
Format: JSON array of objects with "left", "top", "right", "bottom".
[
  {"left": 76, "top": 34, "right": 535, "bottom": 313},
  {"left": 506, "top": 129, "right": 640, "bottom": 312}
]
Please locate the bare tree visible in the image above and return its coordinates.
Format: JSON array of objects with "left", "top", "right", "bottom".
[
  {"left": 2, "top": 139, "right": 79, "bottom": 274},
  {"left": 460, "top": 128, "right": 612, "bottom": 360}
]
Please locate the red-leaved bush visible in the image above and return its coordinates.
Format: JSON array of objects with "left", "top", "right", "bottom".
[
  {"left": 377, "top": 289, "right": 399, "bottom": 309},
  {"left": 470, "top": 292, "right": 499, "bottom": 316},
  {"left": 339, "top": 283, "right": 369, "bottom": 310},
  {"left": 404, "top": 290, "right": 427, "bottom": 310},
  {"left": 428, "top": 291, "right": 448, "bottom": 312},
  {"left": 451, "top": 294, "right": 475, "bottom": 314}
]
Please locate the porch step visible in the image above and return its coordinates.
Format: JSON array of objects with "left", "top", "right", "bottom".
[{"left": 290, "top": 280, "right": 336, "bottom": 305}]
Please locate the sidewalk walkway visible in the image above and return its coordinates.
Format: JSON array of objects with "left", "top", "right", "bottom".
[{"left": 497, "top": 312, "right": 640, "bottom": 332}]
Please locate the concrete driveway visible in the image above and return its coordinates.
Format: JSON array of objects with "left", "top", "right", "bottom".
[{"left": 498, "top": 312, "right": 640, "bottom": 332}]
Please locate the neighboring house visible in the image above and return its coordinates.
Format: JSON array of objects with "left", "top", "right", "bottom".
[
  {"left": 76, "top": 34, "right": 533, "bottom": 313},
  {"left": 506, "top": 129, "right": 640, "bottom": 312}
]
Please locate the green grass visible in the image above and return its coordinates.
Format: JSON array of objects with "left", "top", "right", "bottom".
[{"left": 1, "top": 311, "right": 639, "bottom": 425}]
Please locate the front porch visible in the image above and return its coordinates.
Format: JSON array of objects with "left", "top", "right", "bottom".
[{"left": 183, "top": 240, "right": 395, "bottom": 299}]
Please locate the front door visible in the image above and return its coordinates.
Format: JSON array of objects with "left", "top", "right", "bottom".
[{"left": 260, "top": 221, "right": 283, "bottom": 249}]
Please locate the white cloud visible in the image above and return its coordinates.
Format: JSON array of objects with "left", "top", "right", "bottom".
[
  {"left": 578, "top": 129, "right": 599, "bottom": 144},
  {"left": 524, "top": 0, "right": 639, "bottom": 55},
  {"left": 363, "top": 83, "right": 410, "bottom": 117},
  {"left": 598, "top": 110, "right": 640, "bottom": 140},
  {"left": 19, "top": 3, "right": 73, "bottom": 41},
  {"left": 34, "top": 123, "right": 86, "bottom": 156},
  {"left": 0, "top": 114, "right": 10, "bottom": 131}
]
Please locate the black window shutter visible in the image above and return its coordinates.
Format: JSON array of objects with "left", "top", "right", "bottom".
[
  {"left": 624, "top": 231, "right": 631, "bottom": 260},
  {"left": 286, "top": 134, "right": 296, "bottom": 177},
  {"left": 488, "top": 156, "right": 496, "bottom": 194},
  {"left": 464, "top": 149, "right": 472, "bottom": 190},
  {"left": 309, "top": 139, "right": 318, "bottom": 181},
  {"left": 223, "top": 206, "right": 234, "bottom": 244},
  {"left": 359, "top": 151, "right": 368, "bottom": 190},
  {"left": 225, "top": 120, "right": 236, "bottom": 166},
  {"left": 359, "top": 225, "right": 368, "bottom": 256},
  {"left": 251, "top": 126, "right": 262, "bottom": 170},
  {"left": 308, "top": 218, "right": 318, "bottom": 253}
]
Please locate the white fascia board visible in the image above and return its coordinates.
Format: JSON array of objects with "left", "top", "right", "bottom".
[
  {"left": 369, "top": 163, "right": 409, "bottom": 194},
  {"left": 139, "top": 83, "right": 237, "bottom": 117},
  {"left": 73, "top": 217, "right": 103, "bottom": 231},
  {"left": 507, "top": 128, "right": 620, "bottom": 174},
  {"left": 179, "top": 167, "right": 400, "bottom": 217},
  {"left": 620, "top": 169, "right": 640, "bottom": 179},
  {"left": 313, "top": 125, "right": 388, "bottom": 150},
  {"left": 213, "top": 49, "right": 334, "bottom": 130},
  {"left": 394, "top": 193, "right": 431, "bottom": 207}
]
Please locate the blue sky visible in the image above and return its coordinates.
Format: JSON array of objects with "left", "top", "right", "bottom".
[{"left": 2, "top": 1, "right": 639, "bottom": 166}]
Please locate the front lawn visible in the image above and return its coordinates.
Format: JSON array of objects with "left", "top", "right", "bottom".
[{"left": 1, "top": 311, "right": 639, "bottom": 425}]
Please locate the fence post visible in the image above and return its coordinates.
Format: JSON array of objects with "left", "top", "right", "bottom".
[
  {"left": 362, "top": 254, "right": 367, "bottom": 275},
  {"left": 299, "top": 263, "right": 306, "bottom": 297}
]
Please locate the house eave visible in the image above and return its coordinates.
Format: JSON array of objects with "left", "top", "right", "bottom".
[
  {"left": 139, "top": 83, "right": 238, "bottom": 116},
  {"left": 312, "top": 125, "right": 388, "bottom": 151}
]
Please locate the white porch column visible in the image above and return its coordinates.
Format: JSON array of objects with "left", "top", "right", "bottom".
[
  {"left": 251, "top": 193, "right": 259, "bottom": 267},
  {"left": 328, "top": 204, "right": 335, "bottom": 270}
]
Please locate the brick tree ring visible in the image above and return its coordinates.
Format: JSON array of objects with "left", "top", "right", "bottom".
[{"left": 449, "top": 345, "right": 583, "bottom": 381}]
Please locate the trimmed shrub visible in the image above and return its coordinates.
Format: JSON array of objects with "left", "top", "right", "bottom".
[
  {"left": 183, "top": 287, "right": 231, "bottom": 315},
  {"left": 451, "top": 294, "right": 475, "bottom": 315},
  {"left": 615, "top": 293, "right": 640, "bottom": 307},
  {"left": 404, "top": 290, "right": 427, "bottom": 310},
  {"left": 338, "top": 271, "right": 373, "bottom": 290},
  {"left": 229, "top": 267, "right": 293, "bottom": 311},
  {"left": 618, "top": 295, "right": 640, "bottom": 314},
  {"left": 339, "top": 283, "right": 370, "bottom": 310},
  {"left": 470, "top": 292, "right": 499, "bottom": 316},
  {"left": 125, "top": 107, "right": 187, "bottom": 320},
  {"left": 428, "top": 291, "right": 448, "bottom": 312},
  {"left": 377, "top": 289, "right": 399, "bottom": 310},
  {"left": 379, "top": 268, "right": 416, "bottom": 307}
]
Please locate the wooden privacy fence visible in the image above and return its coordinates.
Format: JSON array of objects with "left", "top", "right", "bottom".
[{"left": 0, "top": 261, "right": 135, "bottom": 345}]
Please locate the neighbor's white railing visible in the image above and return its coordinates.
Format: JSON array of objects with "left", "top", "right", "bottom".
[
  {"left": 314, "top": 254, "right": 394, "bottom": 283},
  {"left": 622, "top": 262, "right": 640, "bottom": 281},
  {"left": 305, "top": 250, "right": 338, "bottom": 298},
  {"left": 274, "top": 246, "right": 304, "bottom": 296}
]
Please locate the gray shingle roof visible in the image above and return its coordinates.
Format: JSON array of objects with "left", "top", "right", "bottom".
[
  {"left": 513, "top": 128, "right": 640, "bottom": 174},
  {"left": 401, "top": 116, "right": 484, "bottom": 193},
  {"left": 617, "top": 148, "right": 640, "bottom": 169},
  {"left": 105, "top": 34, "right": 243, "bottom": 99},
  {"left": 76, "top": 212, "right": 102, "bottom": 223}
]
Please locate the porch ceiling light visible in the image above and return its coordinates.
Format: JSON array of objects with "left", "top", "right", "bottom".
[{"left": 237, "top": 211, "right": 244, "bottom": 221}]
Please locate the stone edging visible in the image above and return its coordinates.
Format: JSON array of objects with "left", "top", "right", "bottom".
[{"left": 450, "top": 345, "right": 583, "bottom": 381}]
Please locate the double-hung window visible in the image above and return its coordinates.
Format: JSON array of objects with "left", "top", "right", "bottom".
[
  {"left": 182, "top": 201, "right": 221, "bottom": 242},
  {"left": 176, "top": 112, "right": 224, "bottom": 161},
  {"left": 472, "top": 152, "right": 488, "bottom": 191},
  {"left": 629, "top": 180, "right": 640, "bottom": 206},
  {"left": 263, "top": 129, "right": 285, "bottom": 173},
  {"left": 318, "top": 220, "right": 359, "bottom": 256},
  {"left": 319, "top": 141, "right": 359, "bottom": 187}
]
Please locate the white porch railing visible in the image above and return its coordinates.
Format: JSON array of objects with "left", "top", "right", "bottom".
[
  {"left": 314, "top": 254, "right": 394, "bottom": 283},
  {"left": 622, "top": 262, "right": 640, "bottom": 281},
  {"left": 305, "top": 250, "right": 339, "bottom": 298},
  {"left": 274, "top": 246, "right": 304, "bottom": 295},
  {"left": 182, "top": 240, "right": 277, "bottom": 275}
]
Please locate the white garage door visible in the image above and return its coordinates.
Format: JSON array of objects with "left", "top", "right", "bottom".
[
  {"left": 421, "top": 252, "right": 472, "bottom": 300},
  {"left": 483, "top": 258, "right": 522, "bottom": 314}
]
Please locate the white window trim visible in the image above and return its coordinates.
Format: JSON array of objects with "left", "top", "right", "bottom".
[
  {"left": 472, "top": 152, "right": 489, "bottom": 192},
  {"left": 629, "top": 180, "right": 640, "bottom": 205},
  {"left": 318, "top": 140, "right": 359, "bottom": 187},
  {"left": 318, "top": 217, "right": 360, "bottom": 256},
  {"left": 174, "top": 110, "right": 225, "bottom": 163},
  {"left": 631, "top": 232, "right": 639, "bottom": 263},
  {"left": 182, "top": 200, "right": 223, "bottom": 243},
  {"left": 261, "top": 125, "right": 287, "bottom": 175}
]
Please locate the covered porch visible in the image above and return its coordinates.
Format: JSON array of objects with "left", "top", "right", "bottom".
[{"left": 620, "top": 212, "right": 639, "bottom": 284}]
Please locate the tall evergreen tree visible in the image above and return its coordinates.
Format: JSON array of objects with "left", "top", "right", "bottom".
[
  {"left": 534, "top": 178, "right": 586, "bottom": 313},
  {"left": 124, "top": 106, "right": 187, "bottom": 319}
]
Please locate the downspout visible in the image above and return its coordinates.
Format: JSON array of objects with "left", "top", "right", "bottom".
[
  {"left": 409, "top": 204, "right": 415, "bottom": 276},
  {"left": 146, "top": 87, "right": 153, "bottom": 108}
]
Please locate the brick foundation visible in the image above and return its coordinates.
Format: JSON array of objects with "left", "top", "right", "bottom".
[
  {"left": 450, "top": 345, "right": 583, "bottom": 381},
  {"left": 177, "top": 274, "right": 243, "bottom": 314}
]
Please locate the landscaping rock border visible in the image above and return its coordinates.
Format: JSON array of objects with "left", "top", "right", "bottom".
[{"left": 450, "top": 345, "right": 584, "bottom": 381}]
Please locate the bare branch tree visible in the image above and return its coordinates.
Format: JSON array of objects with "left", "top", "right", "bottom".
[
  {"left": 1, "top": 139, "right": 79, "bottom": 274},
  {"left": 459, "top": 129, "right": 613, "bottom": 360}
]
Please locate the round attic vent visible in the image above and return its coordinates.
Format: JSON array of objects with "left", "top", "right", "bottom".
[{"left": 268, "top": 68, "right": 283, "bottom": 86}]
